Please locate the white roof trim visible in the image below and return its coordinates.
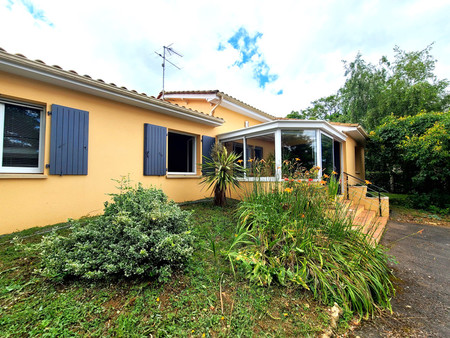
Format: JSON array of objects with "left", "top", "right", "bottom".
[
  {"left": 162, "top": 92, "right": 273, "bottom": 123},
  {"left": 217, "top": 120, "right": 347, "bottom": 142},
  {"left": 0, "top": 56, "right": 223, "bottom": 127},
  {"left": 332, "top": 125, "right": 367, "bottom": 144},
  {"left": 220, "top": 98, "right": 273, "bottom": 122}
]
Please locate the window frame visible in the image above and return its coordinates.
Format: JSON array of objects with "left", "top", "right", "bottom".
[
  {"left": 0, "top": 99, "right": 45, "bottom": 174},
  {"left": 167, "top": 130, "right": 197, "bottom": 175},
  {"left": 222, "top": 131, "right": 277, "bottom": 180}
]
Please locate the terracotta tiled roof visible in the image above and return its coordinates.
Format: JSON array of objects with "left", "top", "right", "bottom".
[
  {"left": 0, "top": 48, "right": 224, "bottom": 125},
  {"left": 161, "top": 90, "right": 276, "bottom": 121}
]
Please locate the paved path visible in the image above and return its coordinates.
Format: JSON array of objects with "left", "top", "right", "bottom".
[{"left": 353, "top": 221, "right": 450, "bottom": 337}]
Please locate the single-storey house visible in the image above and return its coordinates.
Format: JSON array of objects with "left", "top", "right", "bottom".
[{"left": 0, "top": 49, "right": 369, "bottom": 235}]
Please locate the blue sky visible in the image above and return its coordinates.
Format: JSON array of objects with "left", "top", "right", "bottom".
[
  {"left": 223, "top": 27, "right": 279, "bottom": 91},
  {"left": 1, "top": 0, "right": 449, "bottom": 116}
]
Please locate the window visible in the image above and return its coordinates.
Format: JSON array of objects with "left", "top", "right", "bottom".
[
  {"left": 168, "top": 131, "right": 196, "bottom": 174},
  {"left": 321, "top": 133, "right": 334, "bottom": 176},
  {"left": 245, "top": 133, "right": 275, "bottom": 177},
  {"left": 282, "top": 130, "right": 316, "bottom": 176},
  {"left": 0, "top": 101, "right": 44, "bottom": 173},
  {"left": 223, "top": 134, "right": 275, "bottom": 178}
]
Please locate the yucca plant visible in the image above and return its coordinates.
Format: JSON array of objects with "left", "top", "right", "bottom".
[{"left": 200, "top": 144, "right": 245, "bottom": 206}]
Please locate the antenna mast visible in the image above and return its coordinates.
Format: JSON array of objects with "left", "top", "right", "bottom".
[{"left": 155, "top": 44, "right": 182, "bottom": 100}]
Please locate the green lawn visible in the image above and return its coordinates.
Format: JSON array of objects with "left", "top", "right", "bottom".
[{"left": 0, "top": 200, "right": 343, "bottom": 337}]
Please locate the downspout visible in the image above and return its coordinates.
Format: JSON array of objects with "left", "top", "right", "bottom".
[{"left": 209, "top": 93, "right": 223, "bottom": 116}]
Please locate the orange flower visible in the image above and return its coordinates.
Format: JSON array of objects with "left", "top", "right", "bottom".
[
  {"left": 249, "top": 158, "right": 254, "bottom": 162},
  {"left": 323, "top": 174, "right": 329, "bottom": 178},
  {"left": 284, "top": 177, "right": 289, "bottom": 181},
  {"left": 320, "top": 180, "right": 326, "bottom": 185},
  {"left": 237, "top": 159, "right": 243, "bottom": 163},
  {"left": 308, "top": 178, "right": 313, "bottom": 182},
  {"left": 301, "top": 214, "right": 305, "bottom": 218},
  {"left": 332, "top": 171, "right": 338, "bottom": 175},
  {"left": 295, "top": 157, "right": 301, "bottom": 161},
  {"left": 259, "top": 158, "right": 266, "bottom": 163},
  {"left": 365, "top": 180, "right": 372, "bottom": 185},
  {"left": 417, "top": 229, "right": 424, "bottom": 234},
  {"left": 284, "top": 187, "right": 293, "bottom": 193}
]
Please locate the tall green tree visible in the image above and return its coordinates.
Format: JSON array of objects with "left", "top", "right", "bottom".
[
  {"left": 339, "top": 53, "right": 386, "bottom": 127},
  {"left": 289, "top": 44, "right": 450, "bottom": 130},
  {"left": 287, "top": 94, "right": 341, "bottom": 120}
]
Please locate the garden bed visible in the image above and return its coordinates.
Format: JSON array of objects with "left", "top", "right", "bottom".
[{"left": 0, "top": 200, "right": 352, "bottom": 337}]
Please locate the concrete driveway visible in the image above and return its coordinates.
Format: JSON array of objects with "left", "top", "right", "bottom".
[{"left": 353, "top": 221, "right": 450, "bottom": 337}]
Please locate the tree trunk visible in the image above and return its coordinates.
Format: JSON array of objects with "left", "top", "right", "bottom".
[{"left": 214, "top": 186, "right": 227, "bottom": 207}]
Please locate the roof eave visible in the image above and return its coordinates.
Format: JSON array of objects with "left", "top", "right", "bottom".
[
  {"left": 217, "top": 120, "right": 347, "bottom": 142},
  {"left": 0, "top": 53, "right": 223, "bottom": 127},
  {"left": 162, "top": 91, "right": 275, "bottom": 123}
]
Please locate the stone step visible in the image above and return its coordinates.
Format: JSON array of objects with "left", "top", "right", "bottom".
[
  {"left": 353, "top": 209, "right": 377, "bottom": 228},
  {"left": 339, "top": 195, "right": 389, "bottom": 246},
  {"left": 371, "top": 216, "right": 389, "bottom": 244},
  {"left": 347, "top": 203, "right": 365, "bottom": 219}
]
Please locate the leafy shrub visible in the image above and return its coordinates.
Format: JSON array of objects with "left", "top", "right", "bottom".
[
  {"left": 406, "top": 192, "right": 450, "bottom": 215},
  {"left": 39, "top": 178, "right": 194, "bottom": 281},
  {"left": 228, "top": 179, "right": 394, "bottom": 317}
]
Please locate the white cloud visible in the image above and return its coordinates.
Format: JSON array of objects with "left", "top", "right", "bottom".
[{"left": 1, "top": 0, "right": 449, "bottom": 117}]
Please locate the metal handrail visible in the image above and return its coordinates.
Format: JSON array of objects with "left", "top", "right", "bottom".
[
  {"left": 343, "top": 172, "right": 388, "bottom": 217},
  {"left": 343, "top": 172, "right": 388, "bottom": 193}
]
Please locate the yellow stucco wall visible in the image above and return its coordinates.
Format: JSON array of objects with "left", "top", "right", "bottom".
[
  {"left": 341, "top": 136, "right": 365, "bottom": 181},
  {"left": 1, "top": 73, "right": 367, "bottom": 234},
  {"left": 0, "top": 73, "right": 259, "bottom": 234},
  {"left": 166, "top": 98, "right": 264, "bottom": 133}
]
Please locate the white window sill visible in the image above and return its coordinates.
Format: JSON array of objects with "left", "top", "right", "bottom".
[
  {"left": 166, "top": 174, "right": 202, "bottom": 179},
  {"left": 0, "top": 174, "right": 48, "bottom": 179}
]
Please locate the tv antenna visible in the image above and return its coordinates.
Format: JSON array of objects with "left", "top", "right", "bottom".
[{"left": 155, "top": 44, "right": 182, "bottom": 100}]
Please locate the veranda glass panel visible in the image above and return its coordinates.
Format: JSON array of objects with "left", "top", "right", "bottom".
[
  {"left": 2, "top": 104, "right": 40, "bottom": 168},
  {"left": 245, "top": 133, "right": 275, "bottom": 177},
  {"left": 223, "top": 140, "right": 244, "bottom": 162},
  {"left": 321, "top": 133, "right": 334, "bottom": 176},
  {"left": 282, "top": 130, "right": 316, "bottom": 178}
]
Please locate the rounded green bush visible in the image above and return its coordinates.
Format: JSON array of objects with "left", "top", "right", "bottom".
[{"left": 39, "top": 179, "right": 194, "bottom": 281}]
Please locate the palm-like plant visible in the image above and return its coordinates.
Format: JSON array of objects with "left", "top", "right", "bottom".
[{"left": 201, "top": 144, "right": 245, "bottom": 206}]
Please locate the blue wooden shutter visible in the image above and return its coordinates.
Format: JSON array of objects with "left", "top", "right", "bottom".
[
  {"left": 144, "top": 124, "right": 167, "bottom": 176},
  {"left": 50, "top": 104, "right": 89, "bottom": 175},
  {"left": 201, "top": 136, "right": 215, "bottom": 174}
]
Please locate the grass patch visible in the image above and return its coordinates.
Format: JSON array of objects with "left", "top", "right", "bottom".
[
  {"left": 386, "top": 193, "right": 450, "bottom": 226},
  {"left": 0, "top": 200, "right": 344, "bottom": 337}
]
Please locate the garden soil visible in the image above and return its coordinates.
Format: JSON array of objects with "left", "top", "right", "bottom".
[{"left": 350, "top": 221, "right": 450, "bottom": 337}]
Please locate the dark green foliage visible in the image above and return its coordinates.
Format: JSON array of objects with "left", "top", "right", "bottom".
[
  {"left": 228, "top": 180, "right": 394, "bottom": 317},
  {"left": 405, "top": 193, "right": 450, "bottom": 215},
  {"left": 366, "top": 111, "right": 450, "bottom": 206},
  {"left": 38, "top": 178, "right": 194, "bottom": 281}
]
